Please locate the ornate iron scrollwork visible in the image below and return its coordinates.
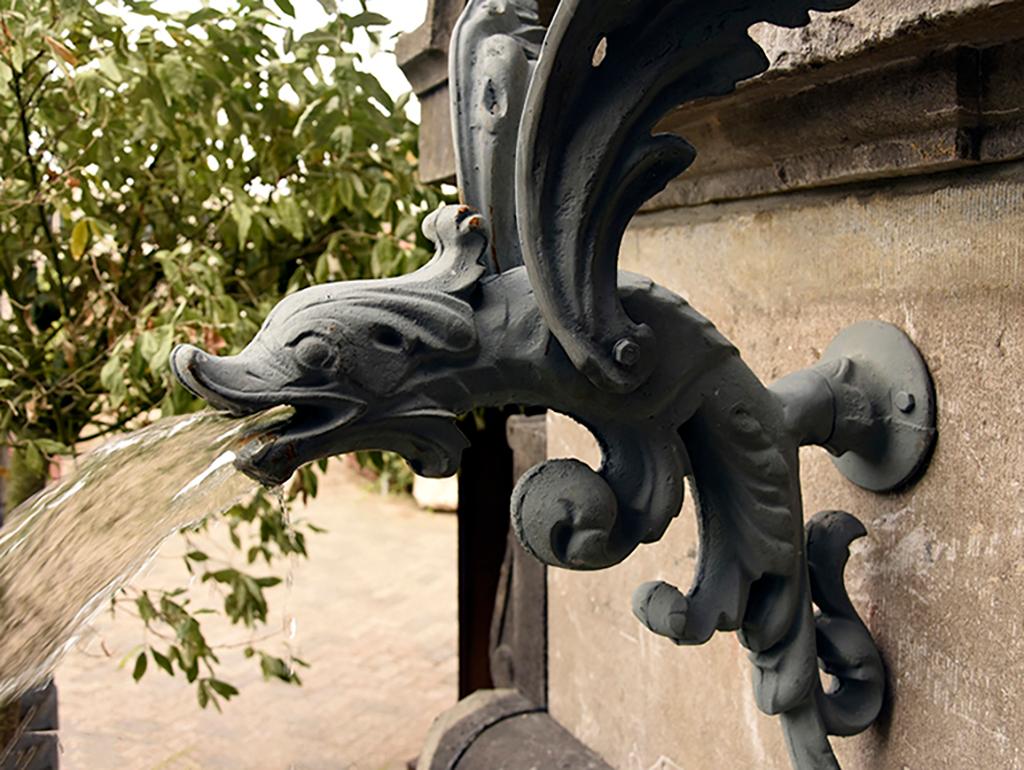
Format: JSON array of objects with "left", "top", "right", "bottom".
[{"left": 170, "top": 1, "right": 937, "bottom": 768}]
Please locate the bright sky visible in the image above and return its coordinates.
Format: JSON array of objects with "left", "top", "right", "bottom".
[{"left": 115, "top": 0, "right": 428, "bottom": 119}]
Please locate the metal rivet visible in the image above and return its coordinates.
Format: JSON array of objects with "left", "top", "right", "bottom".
[
  {"left": 613, "top": 338, "right": 640, "bottom": 367},
  {"left": 895, "top": 391, "right": 916, "bottom": 413}
]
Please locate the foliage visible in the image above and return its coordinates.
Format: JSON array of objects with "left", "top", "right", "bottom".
[
  {"left": 0, "top": 0, "right": 443, "bottom": 706},
  {"left": 357, "top": 448, "right": 414, "bottom": 494}
]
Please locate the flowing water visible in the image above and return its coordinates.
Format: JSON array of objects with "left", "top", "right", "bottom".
[{"left": 0, "top": 409, "right": 287, "bottom": 703}]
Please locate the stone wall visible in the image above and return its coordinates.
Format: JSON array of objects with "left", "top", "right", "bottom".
[
  {"left": 546, "top": 163, "right": 1024, "bottom": 770},
  {"left": 397, "top": 1, "right": 1024, "bottom": 767}
]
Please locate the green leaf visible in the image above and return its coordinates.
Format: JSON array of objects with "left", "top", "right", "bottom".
[
  {"left": 99, "top": 355, "right": 127, "bottom": 408},
  {"left": 208, "top": 679, "right": 239, "bottom": 698},
  {"left": 274, "top": 0, "right": 296, "bottom": 17},
  {"left": 137, "top": 330, "right": 158, "bottom": 364},
  {"left": 186, "top": 550, "right": 209, "bottom": 562},
  {"left": 136, "top": 593, "right": 157, "bottom": 624},
  {"left": 313, "top": 185, "right": 337, "bottom": 224},
  {"left": 259, "top": 653, "right": 292, "bottom": 682},
  {"left": 149, "top": 326, "right": 175, "bottom": 373},
  {"left": 336, "top": 175, "right": 355, "bottom": 211},
  {"left": 96, "top": 56, "right": 123, "bottom": 83},
  {"left": 99, "top": 355, "right": 121, "bottom": 390},
  {"left": 395, "top": 215, "right": 418, "bottom": 241},
  {"left": 293, "top": 98, "right": 323, "bottom": 138},
  {"left": 366, "top": 182, "right": 391, "bottom": 218},
  {"left": 203, "top": 569, "right": 238, "bottom": 584},
  {"left": 313, "top": 252, "right": 330, "bottom": 282},
  {"left": 275, "top": 196, "right": 304, "bottom": 241},
  {"left": 0, "top": 345, "right": 28, "bottom": 367},
  {"left": 152, "top": 649, "right": 174, "bottom": 676},
  {"left": 185, "top": 8, "right": 222, "bottom": 26},
  {"left": 10, "top": 43, "right": 25, "bottom": 73},
  {"left": 333, "top": 124, "right": 353, "bottom": 160},
  {"left": 370, "top": 237, "right": 396, "bottom": 278},
  {"left": 33, "top": 439, "right": 71, "bottom": 456},
  {"left": 348, "top": 12, "right": 390, "bottom": 28},
  {"left": 132, "top": 652, "right": 148, "bottom": 682},
  {"left": 231, "top": 201, "right": 253, "bottom": 247},
  {"left": 119, "top": 645, "right": 146, "bottom": 670}
]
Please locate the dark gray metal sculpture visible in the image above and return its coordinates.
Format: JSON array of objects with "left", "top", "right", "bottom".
[{"left": 171, "top": 1, "right": 937, "bottom": 767}]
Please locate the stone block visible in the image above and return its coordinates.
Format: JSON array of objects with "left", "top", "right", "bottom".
[{"left": 547, "top": 164, "right": 1024, "bottom": 770}]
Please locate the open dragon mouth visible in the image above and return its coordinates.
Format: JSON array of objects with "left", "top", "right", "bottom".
[
  {"left": 171, "top": 343, "right": 367, "bottom": 485},
  {"left": 170, "top": 344, "right": 470, "bottom": 487}
]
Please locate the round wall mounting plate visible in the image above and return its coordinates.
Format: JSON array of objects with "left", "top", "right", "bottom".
[{"left": 820, "top": 321, "right": 937, "bottom": 492}]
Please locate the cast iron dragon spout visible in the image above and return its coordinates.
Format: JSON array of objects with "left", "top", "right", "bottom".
[
  {"left": 171, "top": 1, "right": 939, "bottom": 768},
  {"left": 173, "top": 208, "right": 489, "bottom": 488}
]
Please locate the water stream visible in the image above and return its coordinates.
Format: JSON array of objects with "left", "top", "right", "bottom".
[{"left": 0, "top": 409, "right": 287, "bottom": 703}]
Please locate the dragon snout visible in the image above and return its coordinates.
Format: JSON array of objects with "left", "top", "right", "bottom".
[
  {"left": 170, "top": 344, "right": 215, "bottom": 401},
  {"left": 170, "top": 343, "right": 268, "bottom": 416}
]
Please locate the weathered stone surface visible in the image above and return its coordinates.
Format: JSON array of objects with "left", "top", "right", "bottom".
[
  {"left": 749, "top": 0, "right": 1024, "bottom": 73},
  {"left": 417, "top": 688, "right": 611, "bottom": 770},
  {"left": 416, "top": 89, "right": 458, "bottom": 185},
  {"left": 651, "top": 52, "right": 972, "bottom": 208},
  {"left": 417, "top": 689, "right": 539, "bottom": 770},
  {"left": 395, "top": 0, "right": 464, "bottom": 183},
  {"left": 490, "top": 415, "right": 548, "bottom": 707},
  {"left": 401, "top": 0, "right": 1024, "bottom": 193},
  {"left": 547, "top": 162, "right": 1024, "bottom": 769},
  {"left": 456, "top": 710, "right": 612, "bottom": 769},
  {"left": 394, "top": 0, "right": 463, "bottom": 95},
  {"left": 652, "top": 6, "right": 1024, "bottom": 208}
]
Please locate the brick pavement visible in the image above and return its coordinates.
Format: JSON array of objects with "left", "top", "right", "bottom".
[{"left": 54, "top": 463, "right": 458, "bottom": 770}]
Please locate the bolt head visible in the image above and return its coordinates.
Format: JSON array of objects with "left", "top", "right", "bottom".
[
  {"left": 613, "top": 338, "right": 641, "bottom": 367},
  {"left": 894, "top": 391, "right": 916, "bottom": 414}
]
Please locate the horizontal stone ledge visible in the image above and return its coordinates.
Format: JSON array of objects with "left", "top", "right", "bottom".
[
  {"left": 650, "top": 4, "right": 1024, "bottom": 209},
  {"left": 400, "top": 0, "right": 1024, "bottom": 194}
]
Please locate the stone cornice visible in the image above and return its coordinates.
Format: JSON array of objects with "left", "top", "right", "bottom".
[{"left": 399, "top": 0, "right": 1024, "bottom": 194}]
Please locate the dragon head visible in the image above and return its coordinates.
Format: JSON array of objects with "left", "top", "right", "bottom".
[{"left": 171, "top": 206, "right": 489, "bottom": 486}]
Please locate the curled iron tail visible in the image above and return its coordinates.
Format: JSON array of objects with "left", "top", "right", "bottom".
[{"left": 807, "top": 510, "right": 886, "bottom": 737}]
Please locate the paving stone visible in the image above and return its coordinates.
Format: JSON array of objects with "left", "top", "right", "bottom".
[{"left": 54, "top": 464, "right": 458, "bottom": 769}]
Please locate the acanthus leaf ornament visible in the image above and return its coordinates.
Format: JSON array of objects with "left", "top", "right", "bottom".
[
  {"left": 171, "top": 2, "right": 936, "bottom": 768},
  {"left": 450, "top": 0, "right": 544, "bottom": 271},
  {"left": 516, "top": 0, "right": 861, "bottom": 395}
]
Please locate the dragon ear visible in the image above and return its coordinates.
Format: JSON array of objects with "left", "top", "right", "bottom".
[
  {"left": 449, "top": 0, "right": 544, "bottom": 271},
  {"left": 515, "top": 0, "right": 858, "bottom": 394},
  {"left": 416, "top": 205, "right": 490, "bottom": 297}
]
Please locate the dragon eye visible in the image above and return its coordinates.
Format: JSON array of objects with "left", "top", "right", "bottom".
[
  {"left": 372, "top": 325, "right": 405, "bottom": 351},
  {"left": 293, "top": 335, "right": 336, "bottom": 371}
]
